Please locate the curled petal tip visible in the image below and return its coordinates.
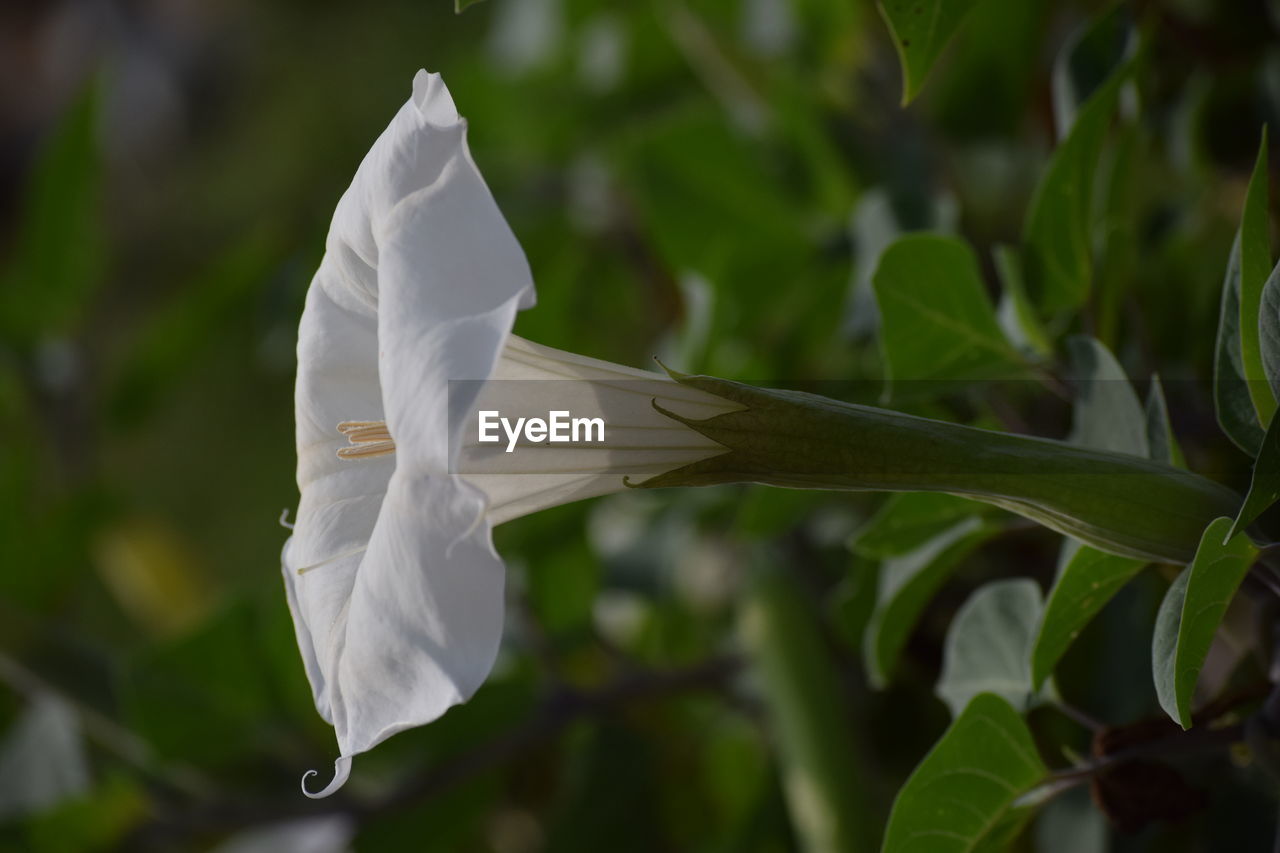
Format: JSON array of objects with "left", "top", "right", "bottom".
[{"left": 301, "top": 756, "right": 352, "bottom": 799}]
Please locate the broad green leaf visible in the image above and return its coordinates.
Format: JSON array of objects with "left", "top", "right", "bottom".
[
  {"left": 740, "top": 561, "right": 872, "bottom": 852},
  {"left": 994, "top": 244, "right": 1052, "bottom": 358},
  {"left": 1031, "top": 540, "right": 1144, "bottom": 690},
  {"left": 851, "top": 491, "right": 983, "bottom": 559},
  {"left": 1066, "top": 336, "right": 1148, "bottom": 456},
  {"left": 1145, "top": 374, "right": 1184, "bottom": 467},
  {"left": 881, "top": 693, "right": 1048, "bottom": 853},
  {"left": 872, "top": 234, "right": 1025, "bottom": 389},
  {"left": 876, "top": 0, "right": 979, "bottom": 104},
  {"left": 1152, "top": 517, "right": 1259, "bottom": 729},
  {"left": 1238, "top": 129, "right": 1275, "bottom": 425},
  {"left": 0, "top": 83, "right": 101, "bottom": 345},
  {"left": 1262, "top": 260, "right": 1280, "bottom": 402},
  {"left": 1214, "top": 236, "right": 1266, "bottom": 455},
  {"left": 863, "top": 517, "right": 995, "bottom": 687},
  {"left": 937, "top": 579, "right": 1053, "bottom": 716},
  {"left": 1023, "top": 63, "right": 1128, "bottom": 317},
  {"left": 1230, "top": 411, "right": 1280, "bottom": 539},
  {"left": 455, "top": 0, "right": 486, "bottom": 11}
]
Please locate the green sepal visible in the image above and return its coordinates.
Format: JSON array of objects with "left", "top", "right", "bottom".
[{"left": 639, "top": 371, "right": 1238, "bottom": 564}]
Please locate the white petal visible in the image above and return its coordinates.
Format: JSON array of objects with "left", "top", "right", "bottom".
[
  {"left": 290, "top": 262, "right": 389, "bottom": 721},
  {"left": 331, "top": 474, "right": 504, "bottom": 756},
  {"left": 376, "top": 170, "right": 533, "bottom": 473},
  {"left": 288, "top": 71, "right": 533, "bottom": 791}
]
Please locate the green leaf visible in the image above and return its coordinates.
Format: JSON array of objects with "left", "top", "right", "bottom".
[
  {"left": 1066, "top": 336, "right": 1148, "bottom": 456},
  {"left": 937, "top": 579, "right": 1053, "bottom": 716},
  {"left": 1238, "top": 129, "right": 1275, "bottom": 426},
  {"left": 1031, "top": 540, "right": 1144, "bottom": 690},
  {"left": 454, "top": 0, "right": 486, "bottom": 12},
  {"left": 876, "top": 0, "right": 980, "bottom": 105},
  {"left": 0, "top": 83, "right": 101, "bottom": 345},
  {"left": 1023, "top": 63, "right": 1128, "bottom": 317},
  {"left": 1152, "top": 517, "right": 1259, "bottom": 729},
  {"left": 1261, "top": 260, "right": 1280, "bottom": 402},
  {"left": 851, "top": 492, "right": 985, "bottom": 559},
  {"left": 872, "top": 234, "right": 1025, "bottom": 390},
  {"left": 1230, "top": 411, "right": 1280, "bottom": 540},
  {"left": 881, "top": 693, "right": 1048, "bottom": 853},
  {"left": 1145, "top": 374, "right": 1184, "bottom": 467},
  {"left": 863, "top": 517, "right": 995, "bottom": 687},
  {"left": 1215, "top": 236, "right": 1267, "bottom": 455},
  {"left": 994, "top": 244, "right": 1052, "bottom": 358},
  {"left": 740, "top": 560, "right": 872, "bottom": 852}
]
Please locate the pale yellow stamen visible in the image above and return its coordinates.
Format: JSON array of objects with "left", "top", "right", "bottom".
[{"left": 336, "top": 420, "right": 396, "bottom": 460}]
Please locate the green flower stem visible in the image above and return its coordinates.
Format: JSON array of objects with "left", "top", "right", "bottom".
[{"left": 640, "top": 374, "right": 1240, "bottom": 564}]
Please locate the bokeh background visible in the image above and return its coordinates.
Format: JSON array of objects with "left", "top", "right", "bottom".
[{"left": 2, "top": 0, "right": 1280, "bottom": 850}]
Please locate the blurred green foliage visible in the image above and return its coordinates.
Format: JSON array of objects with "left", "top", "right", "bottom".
[{"left": 3, "top": 0, "right": 1280, "bottom": 850}]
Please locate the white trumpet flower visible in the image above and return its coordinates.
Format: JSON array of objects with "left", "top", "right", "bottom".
[{"left": 282, "top": 70, "right": 734, "bottom": 797}]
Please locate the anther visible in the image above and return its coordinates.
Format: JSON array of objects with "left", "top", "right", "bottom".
[{"left": 336, "top": 420, "right": 396, "bottom": 460}]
